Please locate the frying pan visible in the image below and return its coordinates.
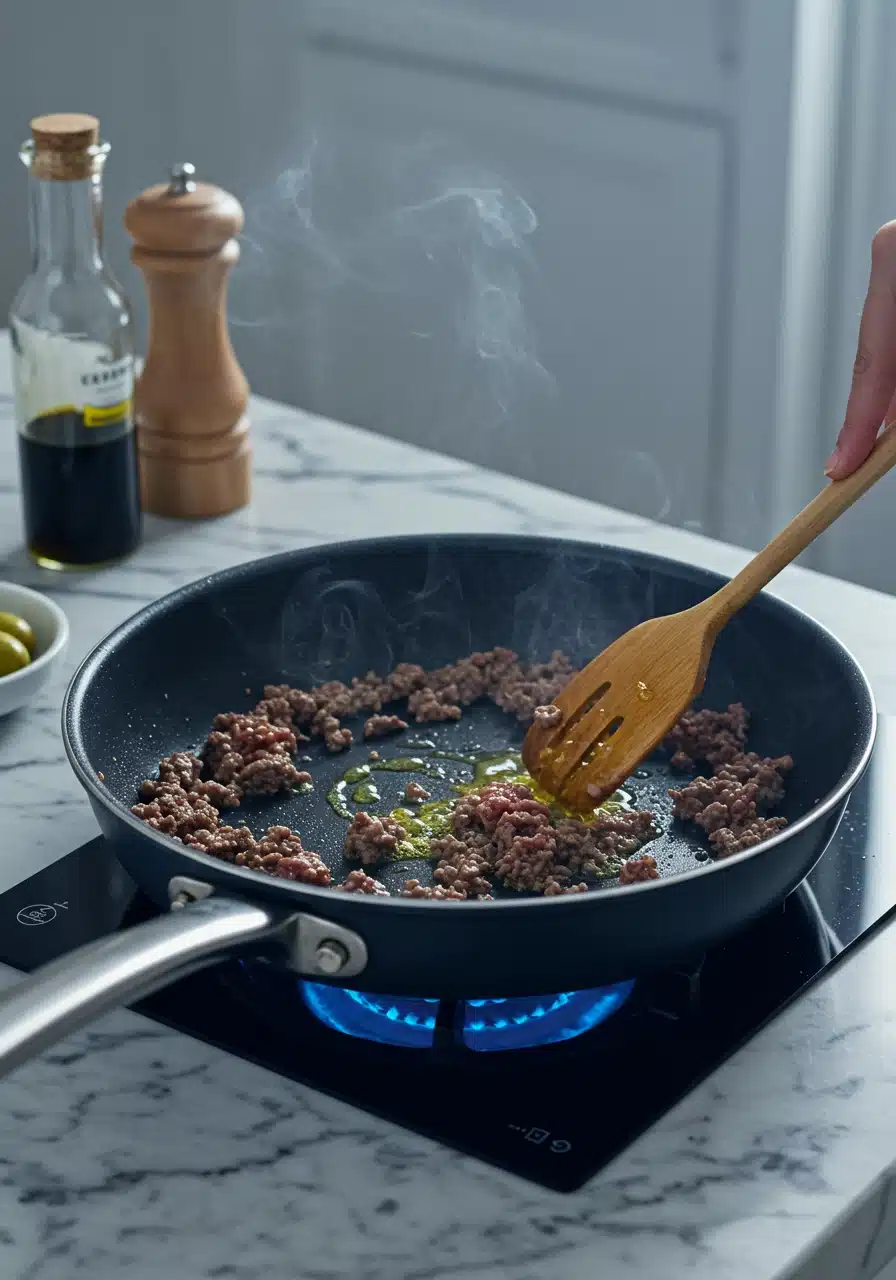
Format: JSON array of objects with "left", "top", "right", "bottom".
[{"left": 0, "top": 534, "right": 875, "bottom": 1076}]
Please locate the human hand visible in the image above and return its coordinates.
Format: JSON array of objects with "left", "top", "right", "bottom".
[{"left": 826, "top": 222, "right": 896, "bottom": 479}]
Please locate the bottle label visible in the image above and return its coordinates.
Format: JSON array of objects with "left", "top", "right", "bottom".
[{"left": 11, "top": 321, "right": 135, "bottom": 447}]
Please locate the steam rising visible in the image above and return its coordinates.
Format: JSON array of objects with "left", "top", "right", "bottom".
[
  {"left": 276, "top": 550, "right": 474, "bottom": 685},
  {"left": 231, "top": 134, "right": 553, "bottom": 431},
  {"left": 510, "top": 552, "right": 651, "bottom": 664},
  {"left": 241, "top": 544, "right": 658, "bottom": 688}
]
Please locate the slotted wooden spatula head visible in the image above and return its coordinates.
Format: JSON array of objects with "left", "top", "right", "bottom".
[
  {"left": 522, "top": 606, "right": 714, "bottom": 811},
  {"left": 523, "top": 419, "right": 896, "bottom": 811}
]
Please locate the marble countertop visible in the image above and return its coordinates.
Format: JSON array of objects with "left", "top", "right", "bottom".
[{"left": 3, "top": 332, "right": 896, "bottom": 1278}]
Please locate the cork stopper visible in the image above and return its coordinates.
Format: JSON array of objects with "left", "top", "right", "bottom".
[{"left": 29, "top": 113, "right": 102, "bottom": 180}]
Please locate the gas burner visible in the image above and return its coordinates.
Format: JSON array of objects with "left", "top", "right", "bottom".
[
  {"left": 0, "top": 729, "right": 881, "bottom": 1195},
  {"left": 300, "top": 981, "right": 636, "bottom": 1051}
]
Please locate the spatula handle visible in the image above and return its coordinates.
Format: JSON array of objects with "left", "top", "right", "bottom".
[{"left": 705, "top": 421, "right": 896, "bottom": 628}]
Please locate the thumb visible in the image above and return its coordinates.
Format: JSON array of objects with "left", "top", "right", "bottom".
[
  {"left": 826, "top": 405, "right": 884, "bottom": 480},
  {"left": 826, "top": 223, "right": 896, "bottom": 479}
]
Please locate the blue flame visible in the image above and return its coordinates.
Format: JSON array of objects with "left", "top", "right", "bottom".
[{"left": 300, "top": 981, "right": 635, "bottom": 1051}]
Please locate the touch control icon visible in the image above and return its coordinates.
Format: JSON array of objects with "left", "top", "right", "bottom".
[
  {"left": 524, "top": 1127, "right": 549, "bottom": 1145},
  {"left": 17, "top": 904, "right": 57, "bottom": 926},
  {"left": 16, "top": 901, "right": 67, "bottom": 927},
  {"left": 508, "top": 1124, "right": 571, "bottom": 1153}
]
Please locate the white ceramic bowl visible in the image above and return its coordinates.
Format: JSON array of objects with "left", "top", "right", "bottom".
[{"left": 0, "top": 582, "right": 69, "bottom": 717}]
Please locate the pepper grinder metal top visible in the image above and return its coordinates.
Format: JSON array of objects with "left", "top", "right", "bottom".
[
  {"left": 124, "top": 163, "right": 251, "bottom": 519},
  {"left": 167, "top": 161, "right": 196, "bottom": 195}
]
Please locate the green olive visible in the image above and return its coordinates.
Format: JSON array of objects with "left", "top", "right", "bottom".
[
  {"left": 0, "top": 612, "right": 35, "bottom": 656},
  {"left": 0, "top": 631, "right": 31, "bottom": 677}
]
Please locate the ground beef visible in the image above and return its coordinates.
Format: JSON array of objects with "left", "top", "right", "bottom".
[
  {"left": 312, "top": 709, "right": 354, "bottom": 753},
  {"left": 429, "top": 833, "right": 483, "bottom": 863},
  {"left": 663, "top": 703, "right": 749, "bottom": 771},
  {"left": 180, "top": 817, "right": 331, "bottom": 885},
  {"left": 553, "top": 817, "right": 609, "bottom": 873},
  {"left": 202, "top": 712, "right": 308, "bottom": 795},
  {"left": 543, "top": 878, "right": 589, "bottom": 896},
  {"left": 157, "top": 751, "right": 203, "bottom": 789},
  {"left": 186, "top": 824, "right": 257, "bottom": 862},
  {"left": 364, "top": 714, "right": 409, "bottom": 739},
  {"left": 555, "top": 810, "right": 657, "bottom": 871},
  {"left": 715, "top": 752, "right": 793, "bottom": 807},
  {"left": 193, "top": 778, "right": 243, "bottom": 808},
  {"left": 222, "top": 825, "right": 330, "bottom": 883},
  {"left": 276, "top": 853, "right": 331, "bottom": 885},
  {"left": 205, "top": 712, "right": 297, "bottom": 771},
  {"left": 492, "top": 651, "right": 576, "bottom": 722},
  {"left": 133, "top": 642, "right": 794, "bottom": 897},
  {"left": 343, "top": 811, "right": 408, "bottom": 865},
  {"left": 312, "top": 681, "right": 355, "bottom": 718},
  {"left": 407, "top": 687, "right": 462, "bottom": 723},
  {"left": 400, "top": 879, "right": 466, "bottom": 900},
  {"left": 669, "top": 738, "right": 791, "bottom": 858},
  {"left": 252, "top": 694, "right": 301, "bottom": 731},
  {"left": 136, "top": 647, "right": 582, "bottom": 853},
  {"left": 473, "top": 781, "right": 551, "bottom": 835},
  {"left": 430, "top": 836, "right": 494, "bottom": 898},
  {"left": 238, "top": 755, "right": 312, "bottom": 796},
  {"left": 349, "top": 672, "right": 390, "bottom": 714},
  {"left": 257, "top": 684, "right": 317, "bottom": 727},
  {"left": 404, "top": 780, "right": 431, "bottom": 802},
  {"left": 450, "top": 791, "right": 485, "bottom": 836},
  {"left": 534, "top": 703, "right": 563, "bottom": 728},
  {"left": 443, "top": 779, "right": 657, "bottom": 892},
  {"left": 670, "top": 773, "right": 759, "bottom": 834},
  {"left": 422, "top": 648, "right": 517, "bottom": 705},
  {"left": 443, "top": 822, "right": 496, "bottom": 860},
  {"left": 139, "top": 755, "right": 244, "bottom": 810},
  {"left": 618, "top": 854, "right": 659, "bottom": 884},
  {"left": 256, "top": 824, "right": 306, "bottom": 860},
  {"left": 385, "top": 663, "right": 427, "bottom": 698},
  {"left": 131, "top": 788, "right": 220, "bottom": 843},
  {"left": 708, "top": 816, "right": 788, "bottom": 858},
  {"left": 493, "top": 810, "right": 560, "bottom": 892},
  {"left": 340, "top": 869, "right": 390, "bottom": 894}
]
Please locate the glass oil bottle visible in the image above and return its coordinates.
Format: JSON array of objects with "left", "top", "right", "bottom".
[{"left": 10, "top": 113, "right": 141, "bottom": 569}]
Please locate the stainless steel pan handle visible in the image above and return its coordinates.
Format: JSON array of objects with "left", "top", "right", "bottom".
[{"left": 0, "top": 884, "right": 368, "bottom": 1079}]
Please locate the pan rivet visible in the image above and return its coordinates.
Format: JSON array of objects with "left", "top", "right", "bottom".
[{"left": 315, "top": 939, "right": 350, "bottom": 975}]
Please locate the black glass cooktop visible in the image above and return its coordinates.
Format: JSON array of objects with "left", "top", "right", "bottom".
[{"left": 2, "top": 718, "right": 896, "bottom": 1193}]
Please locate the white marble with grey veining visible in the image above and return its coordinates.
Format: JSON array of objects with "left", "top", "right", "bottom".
[{"left": 2, "top": 331, "right": 896, "bottom": 1278}]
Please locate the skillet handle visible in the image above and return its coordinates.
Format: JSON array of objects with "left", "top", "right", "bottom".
[{"left": 0, "top": 894, "right": 292, "bottom": 1079}]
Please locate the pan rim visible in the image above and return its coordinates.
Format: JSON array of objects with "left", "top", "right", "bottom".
[{"left": 61, "top": 532, "right": 878, "bottom": 913}]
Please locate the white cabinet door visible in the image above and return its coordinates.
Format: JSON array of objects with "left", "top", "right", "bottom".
[{"left": 244, "top": 22, "right": 727, "bottom": 529}]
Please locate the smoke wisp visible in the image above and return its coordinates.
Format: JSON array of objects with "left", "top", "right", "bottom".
[{"left": 231, "top": 133, "right": 554, "bottom": 433}]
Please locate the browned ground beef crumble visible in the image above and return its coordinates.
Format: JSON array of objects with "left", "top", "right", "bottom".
[
  {"left": 663, "top": 703, "right": 750, "bottom": 771},
  {"left": 618, "top": 854, "right": 659, "bottom": 884},
  {"left": 666, "top": 703, "right": 792, "bottom": 857},
  {"left": 133, "top": 658, "right": 793, "bottom": 894},
  {"left": 341, "top": 868, "right": 390, "bottom": 895},
  {"left": 344, "top": 811, "right": 408, "bottom": 864},
  {"left": 534, "top": 703, "right": 563, "bottom": 728},
  {"left": 364, "top": 714, "right": 409, "bottom": 739}
]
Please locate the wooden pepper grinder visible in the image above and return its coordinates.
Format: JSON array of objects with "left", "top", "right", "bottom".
[{"left": 124, "top": 163, "right": 251, "bottom": 518}]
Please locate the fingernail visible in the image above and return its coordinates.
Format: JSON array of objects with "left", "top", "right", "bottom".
[{"left": 824, "top": 446, "right": 842, "bottom": 476}]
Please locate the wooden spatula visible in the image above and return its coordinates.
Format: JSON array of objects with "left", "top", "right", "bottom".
[{"left": 523, "top": 423, "right": 896, "bottom": 811}]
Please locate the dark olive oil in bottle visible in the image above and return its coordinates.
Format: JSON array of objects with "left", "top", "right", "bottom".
[{"left": 10, "top": 113, "right": 141, "bottom": 569}]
